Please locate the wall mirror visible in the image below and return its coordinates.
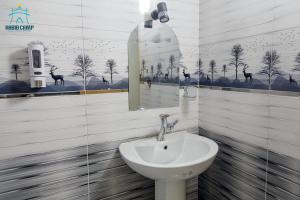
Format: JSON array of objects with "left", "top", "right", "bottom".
[{"left": 128, "top": 22, "right": 182, "bottom": 111}]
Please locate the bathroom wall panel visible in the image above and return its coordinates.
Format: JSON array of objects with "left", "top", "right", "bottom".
[
  {"left": 81, "top": 38, "right": 128, "bottom": 85},
  {"left": 199, "top": 34, "right": 273, "bottom": 86},
  {"left": 0, "top": 0, "right": 87, "bottom": 163},
  {"left": 0, "top": 94, "right": 87, "bottom": 160},
  {"left": 84, "top": 91, "right": 198, "bottom": 142},
  {"left": 82, "top": 0, "right": 199, "bottom": 80},
  {"left": 270, "top": 2, "right": 300, "bottom": 193},
  {"left": 82, "top": 91, "right": 198, "bottom": 200},
  {"left": 266, "top": 94, "right": 300, "bottom": 199},
  {"left": 81, "top": 0, "right": 200, "bottom": 197},
  {"left": 0, "top": 37, "right": 84, "bottom": 78},
  {"left": 266, "top": 0, "right": 300, "bottom": 158},
  {"left": 197, "top": 88, "right": 269, "bottom": 200},
  {"left": 197, "top": 88, "right": 300, "bottom": 200},
  {"left": 0, "top": 36, "right": 84, "bottom": 88},
  {"left": 0, "top": 143, "right": 89, "bottom": 200},
  {"left": 81, "top": 0, "right": 138, "bottom": 86},
  {"left": 0, "top": 0, "right": 83, "bottom": 27},
  {"left": 0, "top": 0, "right": 200, "bottom": 199},
  {"left": 198, "top": 0, "right": 274, "bottom": 44},
  {"left": 198, "top": 129, "right": 268, "bottom": 200},
  {"left": 198, "top": 88, "right": 270, "bottom": 147},
  {"left": 0, "top": 136, "right": 198, "bottom": 200},
  {"left": 0, "top": 90, "right": 198, "bottom": 158},
  {"left": 198, "top": 0, "right": 300, "bottom": 92},
  {"left": 0, "top": 91, "right": 198, "bottom": 199},
  {"left": 0, "top": 25, "right": 83, "bottom": 39},
  {"left": 266, "top": 153, "right": 300, "bottom": 200},
  {"left": 187, "top": 177, "right": 199, "bottom": 200},
  {"left": 0, "top": 0, "right": 83, "bottom": 49},
  {"left": 87, "top": 138, "right": 198, "bottom": 200},
  {"left": 198, "top": 0, "right": 300, "bottom": 199},
  {"left": 0, "top": 0, "right": 85, "bottom": 94}
]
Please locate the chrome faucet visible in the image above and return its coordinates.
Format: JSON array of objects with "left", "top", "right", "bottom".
[{"left": 157, "top": 114, "right": 179, "bottom": 141}]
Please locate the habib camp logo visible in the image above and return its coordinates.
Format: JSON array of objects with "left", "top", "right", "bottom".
[{"left": 5, "top": 3, "right": 34, "bottom": 31}]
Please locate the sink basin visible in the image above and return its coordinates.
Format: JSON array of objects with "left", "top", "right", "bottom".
[{"left": 119, "top": 131, "right": 218, "bottom": 200}]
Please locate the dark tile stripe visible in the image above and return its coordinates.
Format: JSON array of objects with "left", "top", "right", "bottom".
[
  {"left": 198, "top": 128, "right": 300, "bottom": 200},
  {"left": 0, "top": 136, "right": 198, "bottom": 200}
]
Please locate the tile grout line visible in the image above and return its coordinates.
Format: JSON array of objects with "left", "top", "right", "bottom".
[
  {"left": 264, "top": 0, "right": 278, "bottom": 198},
  {"left": 80, "top": 0, "right": 91, "bottom": 199},
  {"left": 264, "top": 89, "right": 271, "bottom": 200}
]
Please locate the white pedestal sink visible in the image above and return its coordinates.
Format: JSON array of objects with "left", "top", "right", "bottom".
[{"left": 119, "top": 131, "right": 218, "bottom": 200}]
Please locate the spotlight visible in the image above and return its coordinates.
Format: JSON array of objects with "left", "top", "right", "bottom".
[
  {"left": 151, "top": 10, "right": 158, "bottom": 21},
  {"left": 144, "top": 2, "right": 169, "bottom": 28},
  {"left": 157, "top": 2, "right": 169, "bottom": 23}
]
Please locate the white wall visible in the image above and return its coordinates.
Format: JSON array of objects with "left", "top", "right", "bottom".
[
  {"left": 0, "top": 0, "right": 199, "bottom": 86},
  {"left": 198, "top": 0, "right": 300, "bottom": 82},
  {"left": 0, "top": 91, "right": 198, "bottom": 160},
  {"left": 0, "top": 0, "right": 199, "bottom": 160},
  {"left": 197, "top": 0, "right": 300, "bottom": 160},
  {"left": 198, "top": 87, "right": 300, "bottom": 160}
]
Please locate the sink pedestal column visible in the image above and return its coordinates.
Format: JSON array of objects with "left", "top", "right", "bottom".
[{"left": 155, "top": 180, "right": 186, "bottom": 200}]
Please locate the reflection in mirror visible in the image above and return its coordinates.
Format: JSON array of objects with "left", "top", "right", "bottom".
[{"left": 128, "top": 22, "right": 182, "bottom": 111}]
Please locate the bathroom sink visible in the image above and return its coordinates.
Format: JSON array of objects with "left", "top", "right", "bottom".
[
  {"left": 119, "top": 131, "right": 218, "bottom": 180},
  {"left": 119, "top": 131, "right": 218, "bottom": 200}
]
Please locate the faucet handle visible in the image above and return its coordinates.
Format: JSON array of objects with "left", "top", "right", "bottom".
[
  {"left": 167, "top": 119, "right": 179, "bottom": 133},
  {"left": 171, "top": 119, "right": 179, "bottom": 126}
]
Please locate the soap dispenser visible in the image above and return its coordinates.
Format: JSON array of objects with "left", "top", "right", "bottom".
[{"left": 28, "top": 43, "right": 46, "bottom": 88}]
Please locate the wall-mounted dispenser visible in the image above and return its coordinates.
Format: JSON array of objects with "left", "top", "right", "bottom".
[{"left": 28, "top": 43, "right": 46, "bottom": 88}]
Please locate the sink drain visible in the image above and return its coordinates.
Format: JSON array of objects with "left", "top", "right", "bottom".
[{"left": 164, "top": 145, "right": 168, "bottom": 150}]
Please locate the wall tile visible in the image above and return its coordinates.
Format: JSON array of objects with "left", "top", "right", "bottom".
[{"left": 0, "top": 0, "right": 200, "bottom": 199}]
